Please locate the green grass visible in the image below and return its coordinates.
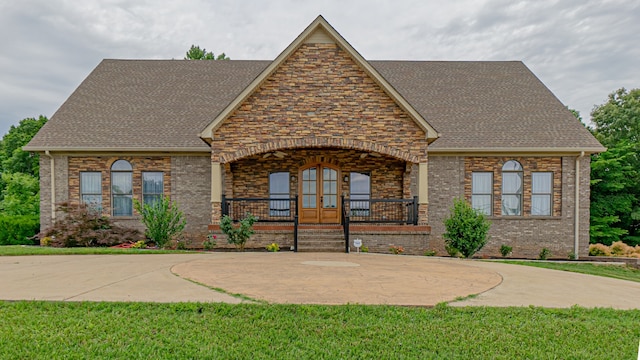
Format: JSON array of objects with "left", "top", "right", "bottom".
[
  {"left": 0, "top": 245, "right": 192, "bottom": 256},
  {"left": 501, "top": 260, "right": 640, "bottom": 283},
  {"left": 0, "top": 301, "right": 638, "bottom": 359}
]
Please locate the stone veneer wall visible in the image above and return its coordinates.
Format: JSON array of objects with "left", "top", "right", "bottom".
[
  {"left": 211, "top": 43, "right": 428, "bottom": 164},
  {"left": 428, "top": 155, "right": 591, "bottom": 259},
  {"left": 39, "top": 154, "right": 211, "bottom": 241}
]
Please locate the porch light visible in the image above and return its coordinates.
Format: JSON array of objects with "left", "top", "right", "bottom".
[
  {"left": 343, "top": 175, "right": 349, "bottom": 182},
  {"left": 291, "top": 175, "right": 296, "bottom": 182}
]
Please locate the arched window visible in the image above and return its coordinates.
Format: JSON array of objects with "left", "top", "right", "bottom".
[
  {"left": 111, "top": 160, "right": 133, "bottom": 216},
  {"left": 502, "top": 160, "right": 523, "bottom": 216}
]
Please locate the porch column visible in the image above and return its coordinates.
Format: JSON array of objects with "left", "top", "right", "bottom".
[
  {"left": 211, "top": 162, "right": 223, "bottom": 224},
  {"left": 418, "top": 162, "right": 429, "bottom": 224}
]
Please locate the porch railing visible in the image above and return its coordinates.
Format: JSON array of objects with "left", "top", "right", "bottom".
[{"left": 341, "top": 196, "right": 418, "bottom": 225}]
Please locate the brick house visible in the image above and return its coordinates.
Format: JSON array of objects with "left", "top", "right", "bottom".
[{"left": 25, "top": 16, "right": 604, "bottom": 258}]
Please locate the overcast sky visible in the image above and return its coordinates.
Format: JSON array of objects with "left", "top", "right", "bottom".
[{"left": 0, "top": 0, "right": 638, "bottom": 137}]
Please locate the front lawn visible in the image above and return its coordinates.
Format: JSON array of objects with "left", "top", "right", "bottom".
[
  {"left": 1, "top": 301, "right": 638, "bottom": 359},
  {"left": 502, "top": 260, "right": 640, "bottom": 283},
  {"left": 0, "top": 245, "right": 190, "bottom": 256}
]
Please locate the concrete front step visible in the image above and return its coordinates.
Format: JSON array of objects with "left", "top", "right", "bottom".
[{"left": 297, "top": 234, "right": 346, "bottom": 252}]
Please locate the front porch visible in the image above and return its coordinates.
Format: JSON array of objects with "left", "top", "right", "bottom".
[{"left": 208, "top": 195, "right": 431, "bottom": 254}]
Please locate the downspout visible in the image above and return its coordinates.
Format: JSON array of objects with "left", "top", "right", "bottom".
[
  {"left": 574, "top": 151, "right": 585, "bottom": 259},
  {"left": 44, "top": 151, "right": 56, "bottom": 223}
]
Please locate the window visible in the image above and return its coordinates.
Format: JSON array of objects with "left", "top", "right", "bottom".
[
  {"left": 501, "top": 160, "right": 523, "bottom": 216},
  {"left": 269, "top": 172, "right": 290, "bottom": 216},
  {"left": 143, "top": 172, "right": 163, "bottom": 206},
  {"left": 350, "top": 172, "right": 371, "bottom": 216},
  {"left": 80, "top": 172, "right": 102, "bottom": 212},
  {"left": 471, "top": 172, "right": 492, "bottom": 215},
  {"left": 111, "top": 160, "right": 133, "bottom": 216},
  {"left": 532, "top": 172, "right": 552, "bottom": 216}
]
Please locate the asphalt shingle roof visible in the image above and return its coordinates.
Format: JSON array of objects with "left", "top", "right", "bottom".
[{"left": 25, "top": 58, "right": 604, "bottom": 152}]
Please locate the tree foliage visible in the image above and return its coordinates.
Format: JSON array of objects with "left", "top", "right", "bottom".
[
  {"left": 0, "top": 115, "right": 47, "bottom": 177},
  {"left": 0, "top": 172, "right": 39, "bottom": 216},
  {"left": 133, "top": 196, "right": 186, "bottom": 249},
  {"left": 443, "top": 198, "right": 491, "bottom": 258},
  {"left": 219, "top": 213, "right": 257, "bottom": 252},
  {"left": 589, "top": 88, "right": 640, "bottom": 245},
  {"left": 184, "top": 45, "right": 229, "bottom": 60}
]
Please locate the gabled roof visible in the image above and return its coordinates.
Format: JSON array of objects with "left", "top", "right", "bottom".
[
  {"left": 25, "top": 17, "right": 604, "bottom": 154},
  {"left": 198, "top": 15, "right": 439, "bottom": 143}
]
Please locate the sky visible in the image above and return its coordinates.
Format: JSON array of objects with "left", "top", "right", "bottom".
[{"left": 0, "top": 0, "right": 638, "bottom": 137}]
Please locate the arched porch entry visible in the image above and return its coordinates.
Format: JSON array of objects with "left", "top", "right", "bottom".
[{"left": 299, "top": 162, "right": 341, "bottom": 224}]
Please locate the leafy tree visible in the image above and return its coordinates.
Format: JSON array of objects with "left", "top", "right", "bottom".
[
  {"left": 0, "top": 172, "right": 39, "bottom": 216},
  {"left": 133, "top": 196, "right": 186, "bottom": 249},
  {"left": 0, "top": 115, "right": 47, "bottom": 177},
  {"left": 184, "top": 45, "right": 229, "bottom": 60},
  {"left": 589, "top": 88, "right": 640, "bottom": 245},
  {"left": 219, "top": 213, "right": 257, "bottom": 252},
  {"left": 443, "top": 198, "right": 491, "bottom": 258}
]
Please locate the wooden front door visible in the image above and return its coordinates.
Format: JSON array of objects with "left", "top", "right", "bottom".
[{"left": 299, "top": 164, "right": 340, "bottom": 223}]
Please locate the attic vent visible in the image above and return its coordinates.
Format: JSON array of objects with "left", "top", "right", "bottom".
[{"left": 304, "top": 29, "right": 334, "bottom": 44}]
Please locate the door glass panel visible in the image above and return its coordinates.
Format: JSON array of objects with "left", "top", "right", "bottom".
[
  {"left": 323, "top": 168, "right": 337, "bottom": 209},
  {"left": 302, "top": 168, "right": 317, "bottom": 209}
]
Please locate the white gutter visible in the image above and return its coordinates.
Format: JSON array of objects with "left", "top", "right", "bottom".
[
  {"left": 44, "top": 151, "right": 56, "bottom": 223},
  {"left": 574, "top": 151, "right": 585, "bottom": 259}
]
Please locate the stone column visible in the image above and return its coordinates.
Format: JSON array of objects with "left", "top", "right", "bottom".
[
  {"left": 418, "top": 161, "right": 429, "bottom": 224},
  {"left": 211, "top": 162, "right": 222, "bottom": 224}
]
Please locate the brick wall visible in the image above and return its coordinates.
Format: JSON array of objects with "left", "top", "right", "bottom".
[
  {"left": 38, "top": 154, "right": 69, "bottom": 229},
  {"left": 429, "top": 155, "right": 591, "bottom": 259},
  {"left": 171, "top": 156, "right": 211, "bottom": 237},
  {"left": 211, "top": 43, "right": 427, "bottom": 164}
]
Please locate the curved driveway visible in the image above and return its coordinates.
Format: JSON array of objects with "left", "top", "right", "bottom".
[{"left": 1, "top": 252, "right": 639, "bottom": 309}]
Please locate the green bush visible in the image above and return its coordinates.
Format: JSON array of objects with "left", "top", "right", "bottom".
[
  {"left": 134, "top": 196, "right": 186, "bottom": 249},
  {"left": 443, "top": 197, "right": 491, "bottom": 258},
  {"left": 538, "top": 248, "right": 551, "bottom": 260},
  {"left": 499, "top": 244, "right": 513, "bottom": 258},
  {"left": 220, "top": 213, "right": 257, "bottom": 252},
  {"left": 0, "top": 215, "right": 39, "bottom": 245}
]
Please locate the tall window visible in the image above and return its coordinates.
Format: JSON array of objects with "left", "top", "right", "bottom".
[
  {"left": 501, "top": 160, "right": 523, "bottom": 216},
  {"left": 471, "top": 172, "right": 492, "bottom": 215},
  {"left": 111, "top": 160, "right": 133, "bottom": 216},
  {"left": 350, "top": 172, "right": 371, "bottom": 216},
  {"left": 80, "top": 172, "right": 102, "bottom": 212},
  {"left": 269, "top": 172, "right": 290, "bottom": 216},
  {"left": 143, "top": 172, "right": 163, "bottom": 206},
  {"left": 532, "top": 172, "right": 552, "bottom": 216}
]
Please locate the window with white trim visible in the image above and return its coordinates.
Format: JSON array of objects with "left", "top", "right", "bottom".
[
  {"left": 531, "top": 172, "right": 552, "bottom": 216},
  {"left": 111, "top": 160, "right": 133, "bottom": 216},
  {"left": 269, "top": 172, "right": 290, "bottom": 216},
  {"left": 501, "top": 160, "right": 523, "bottom": 216},
  {"left": 471, "top": 172, "right": 492, "bottom": 215},
  {"left": 80, "top": 172, "right": 102, "bottom": 212},
  {"left": 142, "top": 172, "right": 163, "bottom": 206}
]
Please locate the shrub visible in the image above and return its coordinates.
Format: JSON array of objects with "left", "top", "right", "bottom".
[
  {"left": 443, "top": 198, "right": 491, "bottom": 258},
  {"left": 445, "top": 244, "right": 461, "bottom": 258},
  {"left": 589, "top": 243, "right": 611, "bottom": 256},
  {"left": 610, "top": 241, "right": 635, "bottom": 256},
  {"left": 0, "top": 215, "right": 39, "bottom": 245},
  {"left": 38, "top": 202, "right": 142, "bottom": 247},
  {"left": 424, "top": 249, "right": 437, "bottom": 256},
  {"left": 389, "top": 245, "right": 404, "bottom": 255},
  {"left": 499, "top": 244, "right": 512, "bottom": 258},
  {"left": 266, "top": 243, "right": 280, "bottom": 252},
  {"left": 538, "top": 248, "right": 551, "bottom": 260},
  {"left": 219, "top": 213, "right": 257, "bottom": 252},
  {"left": 133, "top": 196, "right": 186, "bottom": 249},
  {"left": 203, "top": 233, "right": 217, "bottom": 250},
  {"left": 567, "top": 252, "right": 577, "bottom": 260}
]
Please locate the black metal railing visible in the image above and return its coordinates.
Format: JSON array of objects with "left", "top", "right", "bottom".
[
  {"left": 341, "top": 196, "right": 418, "bottom": 225},
  {"left": 342, "top": 195, "right": 350, "bottom": 253},
  {"left": 221, "top": 195, "right": 299, "bottom": 252}
]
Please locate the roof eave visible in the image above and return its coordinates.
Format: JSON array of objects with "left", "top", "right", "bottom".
[
  {"left": 22, "top": 146, "right": 211, "bottom": 153},
  {"left": 428, "top": 146, "right": 607, "bottom": 155}
]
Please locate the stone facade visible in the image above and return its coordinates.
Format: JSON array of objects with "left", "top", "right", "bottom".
[
  {"left": 211, "top": 43, "right": 428, "bottom": 165},
  {"left": 428, "top": 155, "right": 591, "bottom": 259}
]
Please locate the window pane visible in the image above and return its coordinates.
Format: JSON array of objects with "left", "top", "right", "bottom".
[
  {"left": 531, "top": 195, "right": 551, "bottom": 216},
  {"left": 502, "top": 195, "right": 521, "bottom": 215},
  {"left": 472, "top": 172, "right": 492, "bottom": 194},
  {"left": 472, "top": 195, "right": 492, "bottom": 215},
  {"left": 113, "top": 195, "right": 133, "bottom": 216},
  {"left": 269, "top": 172, "right": 289, "bottom": 194},
  {"left": 324, "top": 195, "right": 337, "bottom": 208},
  {"left": 350, "top": 172, "right": 370, "bottom": 195},
  {"left": 143, "top": 194, "right": 162, "bottom": 207},
  {"left": 502, "top": 160, "right": 522, "bottom": 171},
  {"left": 502, "top": 173, "right": 522, "bottom": 194},
  {"left": 81, "top": 172, "right": 101, "bottom": 194},
  {"left": 111, "top": 159, "right": 132, "bottom": 171},
  {"left": 82, "top": 195, "right": 102, "bottom": 211},
  {"left": 143, "top": 172, "right": 163, "bottom": 194},
  {"left": 532, "top": 172, "right": 552, "bottom": 193},
  {"left": 112, "top": 172, "right": 132, "bottom": 195}
]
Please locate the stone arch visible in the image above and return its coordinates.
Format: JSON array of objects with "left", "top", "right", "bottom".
[{"left": 219, "top": 138, "right": 421, "bottom": 163}]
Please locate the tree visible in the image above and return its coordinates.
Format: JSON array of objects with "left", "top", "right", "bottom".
[
  {"left": 443, "top": 198, "right": 491, "bottom": 258},
  {"left": 219, "top": 213, "right": 257, "bottom": 252},
  {"left": 184, "top": 45, "right": 229, "bottom": 60},
  {"left": 0, "top": 115, "right": 48, "bottom": 177},
  {"left": 0, "top": 172, "right": 39, "bottom": 216},
  {"left": 589, "top": 88, "right": 640, "bottom": 245}
]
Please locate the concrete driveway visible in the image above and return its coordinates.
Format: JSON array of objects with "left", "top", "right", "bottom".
[{"left": 1, "top": 252, "right": 639, "bottom": 309}]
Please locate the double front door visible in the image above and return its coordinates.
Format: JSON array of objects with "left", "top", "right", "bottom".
[{"left": 299, "top": 164, "right": 340, "bottom": 223}]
